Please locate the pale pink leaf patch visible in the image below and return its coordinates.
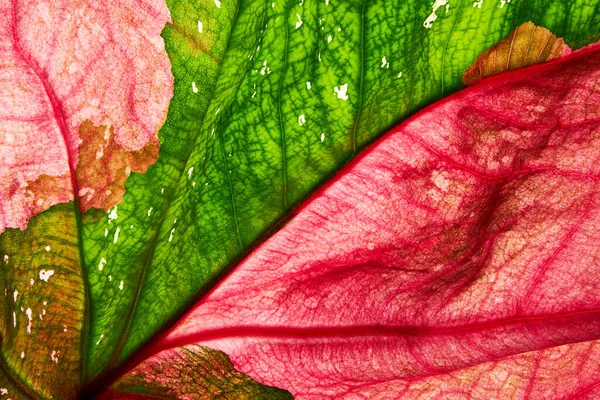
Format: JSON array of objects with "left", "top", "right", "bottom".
[{"left": 0, "top": 0, "right": 173, "bottom": 233}]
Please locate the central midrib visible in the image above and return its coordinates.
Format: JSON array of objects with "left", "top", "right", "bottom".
[
  {"left": 157, "top": 307, "right": 600, "bottom": 349},
  {"left": 9, "top": 0, "right": 92, "bottom": 388}
]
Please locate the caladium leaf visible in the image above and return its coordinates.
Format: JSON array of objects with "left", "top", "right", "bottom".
[
  {"left": 0, "top": 0, "right": 173, "bottom": 232},
  {"left": 146, "top": 40, "right": 600, "bottom": 398},
  {"left": 0, "top": 204, "right": 85, "bottom": 399},
  {"left": 81, "top": 0, "right": 600, "bottom": 383},
  {"left": 462, "top": 21, "right": 572, "bottom": 85},
  {"left": 100, "top": 345, "right": 292, "bottom": 399},
  {"left": 2, "top": 0, "right": 600, "bottom": 398}
]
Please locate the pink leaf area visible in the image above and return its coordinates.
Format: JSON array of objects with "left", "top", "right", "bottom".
[
  {"left": 151, "top": 42, "right": 600, "bottom": 398},
  {"left": 0, "top": 0, "right": 173, "bottom": 233}
]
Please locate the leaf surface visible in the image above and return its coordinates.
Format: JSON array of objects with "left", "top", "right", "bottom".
[
  {"left": 3, "top": 0, "right": 600, "bottom": 397},
  {"left": 0, "top": 0, "right": 173, "bottom": 232},
  {"left": 81, "top": 0, "right": 600, "bottom": 382},
  {"left": 152, "top": 40, "right": 600, "bottom": 399},
  {"left": 462, "top": 21, "right": 572, "bottom": 85},
  {"left": 100, "top": 345, "right": 292, "bottom": 399},
  {"left": 0, "top": 204, "right": 85, "bottom": 399}
]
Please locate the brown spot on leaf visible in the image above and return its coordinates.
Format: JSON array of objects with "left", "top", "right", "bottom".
[
  {"left": 171, "top": 19, "right": 221, "bottom": 65},
  {"left": 24, "top": 174, "right": 72, "bottom": 217},
  {"left": 463, "top": 22, "right": 572, "bottom": 85},
  {"left": 76, "top": 121, "right": 159, "bottom": 212}
]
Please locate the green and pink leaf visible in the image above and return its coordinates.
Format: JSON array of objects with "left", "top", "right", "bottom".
[
  {"left": 142, "top": 38, "right": 600, "bottom": 398},
  {"left": 3, "top": 0, "right": 600, "bottom": 398}
]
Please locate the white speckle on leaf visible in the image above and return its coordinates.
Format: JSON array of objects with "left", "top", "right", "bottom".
[
  {"left": 423, "top": 0, "right": 447, "bottom": 29},
  {"left": 188, "top": 167, "right": 194, "bottom": 179},
  {"left": 129, "top": 224, "right": 133, "bottom": 230},
  {"left": 98, "top": 258, "right": 106, "bottom": 271},
  {"left": 50, "top": 350, "right": 60, "bottom": 364},
  {"left": 445, "top": 3, "right": 450, "bottom": 11},
  {"left": 39, "top": 269, "right": 54, "bottom": 282},
  {"left": 64, "top": 325, "right": 68, "bottom": 332},
  {"left": 318, "top": 52, "right": 321, "bottom": 62},
  {"left": 0, "top": 388, "right": 7, "bottom": 395},
  {"left": 320, "top": 133, "right": 325, "bottom": 142},
  {"left": 13, "top": 290, "right": 18, "bottom": 302},
  {"left": 215, "top": 107, "right": 221, "bottom": 115},
  {"left": 96, "top": 144, "right": 104, "bottom": 159},
  {"left": 473, "top": 0, "right": 483, "bottom": 7},
  {"left": 108, "top": 275, "right": 112, "bottom": 281},
  {"left": 306, "top": 81, "right": 311, "bottom": 89},
  {"left": 337, "top": 27, "right": 341, "bottom": 32},
  {"left": 298, "top": 114, "right": 306, "bottom": 126},
  {"left": 432, "top": 170, "right": 450, "bottom": 191},
  {"left": 113, "top": 227, "right": 120, "bottom": 244},
  {"left": 95, "top": 334, "right": 104, "bottom": 346},
  {"left": 381, "top": 56, "right": 390, "bottom": 69},
  {"left": 119, "top": 280, "right": 124, "bottom": 290},
  {"left": 104, "top": 228, "right": 108, "bottom": 237},
  {"left": 147, "top": 207, "right": 153, "bottom": 216},
  {"left": 12, "top": 312, "right": 16, "bottom": 327},
  {"left": 169, "top": 228, "right": 175, "bottom": 242},
  {"left": 334, "top": 83, "right": 349, "bottom": 100},
  {"left": 3, "top": 255, "right": 7, "bottom": 263},
  {"left": 499, "top": 0, "right": 510, "bottom": 7},
  {"left": 197, "top": 20, "right": 203, "bottom": 33},
  {"left": 25, "top": 308, "right": 32, "bottom": 334},
  {"left": 20, "top": 351, "right": 24, "bottom": 359},
  {"left": 45, "top": 245, "right": 50, "bottom": 252},
  {"left": 397, "top": 71, "right": 403, "bottom": 78},
  {"left": 272, "top": 2, "right": 275, "bottom": 6},
  {"left": 192, "top": 181, "right": 196, "bottom": 187},
  {"left": 161, "top": 187, "right": 165, "bottom": 194},
  {"left": 79, "top": 187, "right": 95, "bottom": 201},
  {"left": 295, "top": 13, "right": 303, "bottom": 29},
  {"left": 107, "top": 206, "right": 118, "bottom": 223},
  {"left": 43, "top": 300, "right": 47, "bottom": 306},
  {"left": 325, "top": 0, "right": 329, "bottom": 5},
  {"left": 327, "top": 35, "right": 332, "bottom": 43},
  {"left": 214, "top": 0, "right": 221, "bottom": 7},
  {"left": 30, "top": 279, "right": 34, "bottom": 286},
  {"left": 192, "top": 81, "right": 198, "bottom": 93},
  {"left": 260, "top": 60, "right": 268, "bottom": 75}
]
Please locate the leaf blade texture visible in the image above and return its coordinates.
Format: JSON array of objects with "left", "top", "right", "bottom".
[
  {"left": 82, "top": 0, "right": 600, "bottom": 381},
  {"left": 2, "top": 0, "right": 600, "bottom": 397},
  {"left": 0, "top": 0, "right": 173, "bottom": 232},
  {"left": 154, "top": 39, "right": 600, "bottom": 399},
  {"left": 462, "top": 21, "right": 572, "bottom": 85},
  {"left": 100, "top": 345, "right": 292, "bottom": 399},
  {"left": 0, "top": 204, "right": 85, "bottom": 399}
]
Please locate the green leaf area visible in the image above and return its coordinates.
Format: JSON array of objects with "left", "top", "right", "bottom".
[{"left": 1, "top": 0, "right": 599, "bottom": 398}]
